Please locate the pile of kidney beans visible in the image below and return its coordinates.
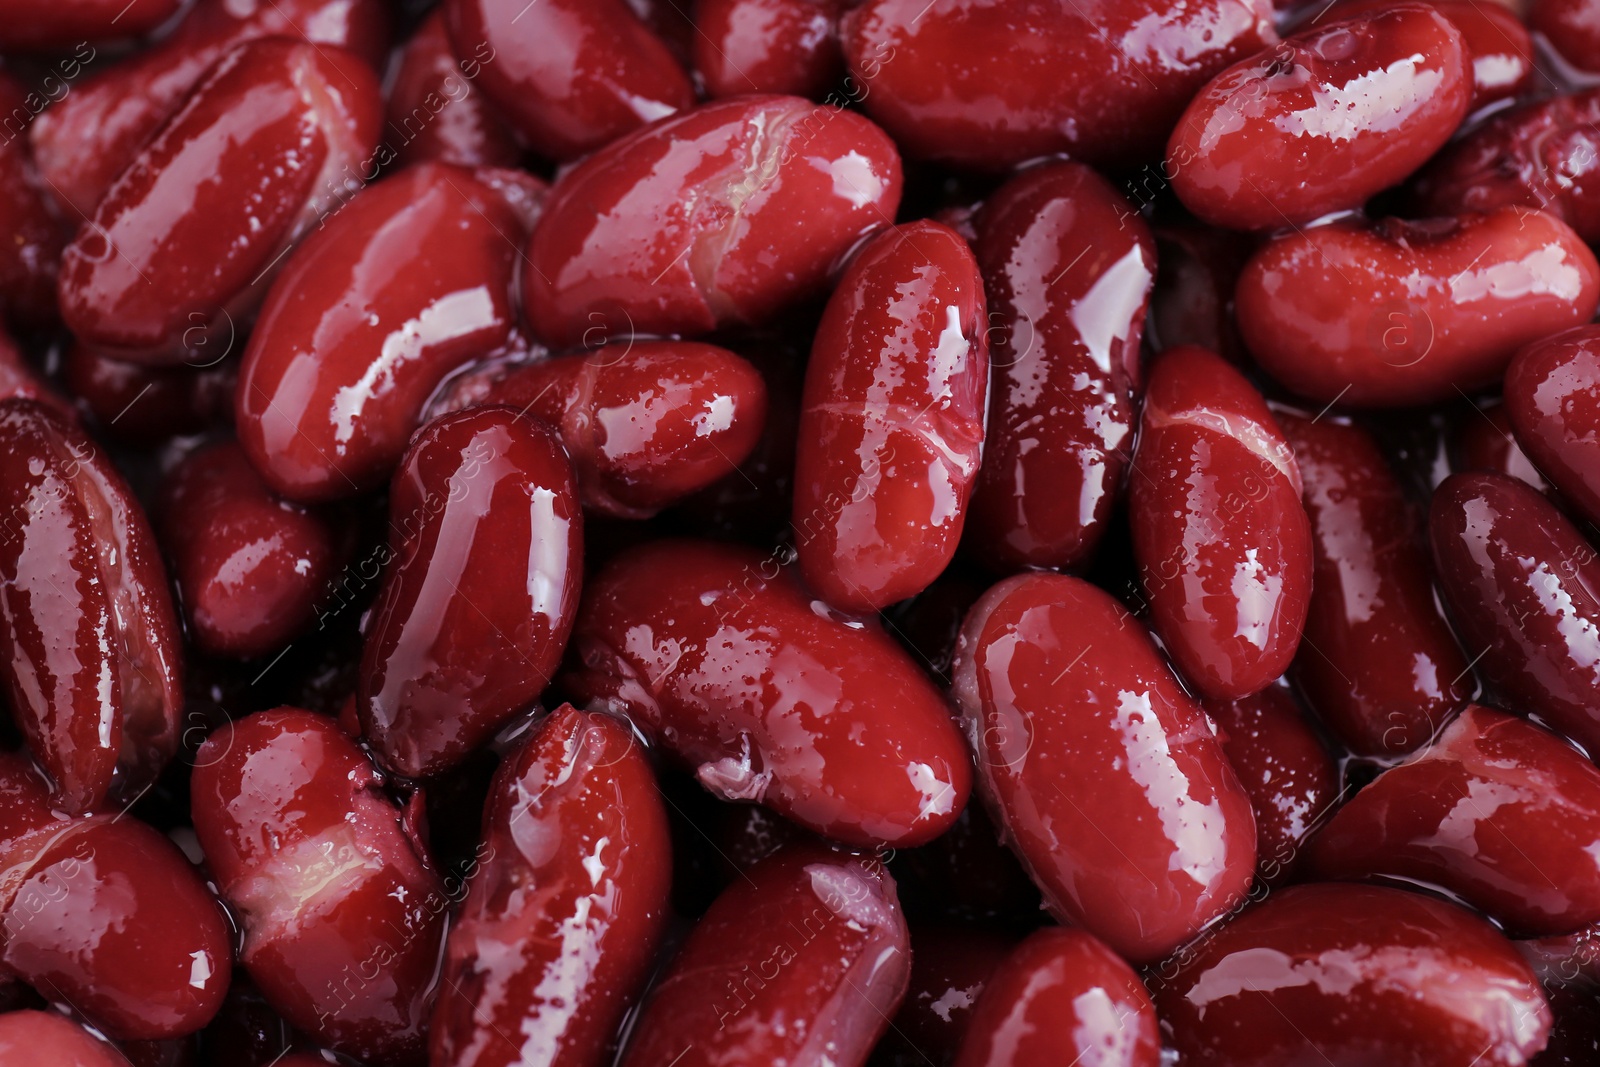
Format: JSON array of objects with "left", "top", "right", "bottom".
[{"left": 16, "top": 0, "right": 1600, "bottom": 1063}]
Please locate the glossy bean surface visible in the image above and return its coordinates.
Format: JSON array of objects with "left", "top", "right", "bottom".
[
  {"left": 1280, "top": 412, "right": 1469, "bottom": 755},
  {"left": 359, "top": 407, "right": 582, "bottom": 780},
  {"left": 564, "top": 539, "right": 971, "bottom": 847},
  {"left": 794, "top": 219, "right": 987, "bottom": 611},
  {"left": 952, "top": 572, "right": 1257, "bottom": 963},
  {"left": 525, "top": 94, "right": 902, "bottom": 347},
  {"left": 1129, "top": 346, "right": 1311, "bottom": 701},
  {"left": 694, "top": 0, "right": 846, "bottom": 99},
  {"left": 431, "top": 705, "right": 670, "bottom": 1067},
  {"left": 386, "top": 11, "right": 519, "bottom": 168},
  {"left": 1506, "top": 325, "right": 1600, "bottom": 528},
  {"left": 1236, "top": 209, "right": 1600, "bottom": 407},
  {"left": 964, "top": 161, "right": 1155, "bottom": 573},
  {"left": 236, "top": 162, "right": 523, "bottom": 502},
  {"left": 0, "top": 399, "right": 182, "bottom": 812}
]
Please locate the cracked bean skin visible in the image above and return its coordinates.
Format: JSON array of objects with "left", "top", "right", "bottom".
[
  {"left": 525, "top": 94, "right": 903, "bottom": 348},
  {"left": 563, "top": 539, "right": 972, "bottom": 848},
  {"left": 794, "top": 219, "right": 988, "bottom": 612}
]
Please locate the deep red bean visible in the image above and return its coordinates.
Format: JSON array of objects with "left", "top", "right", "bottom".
[
  {"left": 60, "top": 344, "right": 235, "bottom": 447},
  {"left": 1168, "top": 6, "right": 1470, "bottom": 231},
  {"left": 963, "top": 162, "right": 1154, "bottom": 573},
  {"left": 1129, "top": 347, "right": 1311, "bottom": 701},
  {"left": 432, "top": 341, "right": 768, "bottom": 519},
  {"left": 794, "top": 219, "right": 986, "bottom": 611},
  {"left": 1153, "top": 883, "right": 1550, "bottom": 1065},
  {"left": 875, "top": 925, "right": 1012, "bottom": 1066},
  {"left": 1205, "top": 683, "right": 1337, "bottom": 886},
  {"left": 0, "top": 102, "right": 63, "bottom": 333},
  {"left": 1410, "top": 90, "right": 1600, "bottom": 244},
  {"left": 1236, "top": 208, "right": 1600, "bottom": 407},
  {"left": 155, "top": 440, "right": 341, "bottom": 660},
  {"left": 694, "top": 0, "right": 847, "bottom": 99},
  {"left": 386, "top": 11, "right": 520, "bottom": 169},
  {"left": 1453, "top": 401, "right": 1551, "bottom": 492},
  {"left": 0, "top": 752, "right": 231, "bottom": 1040},
  {"left": 29, "top": 0, "right": 389, "bottom": 220},
  {"left": 0, "top": 0, "right": 180, "bottom": 51},
  {"left": 191, "top": 708, "right": 446, "bottom": 1066},
  {"left": 618, "top": 843, "right": 909, "bottom": 1067},
  {"left": 0, "top": 1010, "right": 129, "bottom": 1066},
  {"left": 1309, "top": 705, "right": 1600, "bottom": 937},
  {"left": 236, "top": 162, "right": 522, "bottom": 502},
  {"left": 1506, "top": 326, "right": 1600, "bottom": 528},
  {"left": 57, "top": 38, "right": 384, "bottom": 364},
  {"left": 953, "top": 926, "right": 1160, "bottom": 1067},
  {"left": 1532, "top": 0, "right": 1600, "bottom": 73},
  {"left": 1278, "top": 412, "right": 1470, "bottom": 754},
  {"left": 1315, "top": 0, "right": 1533, "bottom": 112},
  {"left": 358, "top": 407, "right": 582, "bottom": 780},
  {"left": 952, "top": 572, "right": 1257, "bottom": 963},
  {"left": 525, "top": 94, "right": 903, "bottom": 348},
  {"left": 839, "top": 0, "right": 1276, "bottom": 170},
  {"left": 1432, "top": 472, "right": 1600, "bottom": 758},
  {"left": 430, "top": 704, "right": 670, "bottom": 1067},
  {"left": 0, "top": 399, "right": 182, "bottom": 812},
  {"left": 564, "top": 539, "right": 972, "bottom": 847},
  {"left": 443, "top": 0, "right": 692, "bottom": 161}
]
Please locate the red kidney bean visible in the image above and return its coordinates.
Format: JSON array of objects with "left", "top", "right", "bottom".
[
  {"left": 1453, "top": 401, "right": 1551, "bottom": 492},
  {"left": 443, "top": 0, "right": 692, "bottom": 161},
  {"left": 60, "top": 344, "right": 235, "bottom": 447},
  {"left": 1410, "top": 90, "right": 1600, "bottom": 244},
  {"left": 564, "top": 539, "right": 971, "bottom": 847},
  {"left": 358, "top": 407, "right": 581, "bottom": 780},
  {"left": 0, "top": 0, "right": 180, "bottom": 51},
  {"left": 1153, "top": 883, "right": 1550, "bottom": 1065},
  {"left": 1236, "top": 208, "right": 1600, "bottom": 408},
  {"left": 1168, "top": 6, "right": 1470, "bottom": 231},
  {"left": 1129, "top": 346, "right": 1311, "bottom": 701},
  {"left": 839, "top": 0, "right": 1276, "bottom": 170},
  {"left": 953, "top": 926, "right": 1160, "bottom": 1067},
  {"left": 430, "top": 704, "right": 670, "bottom": 1067},
  {"left": 794, "top": 219, "right": 986, "bottom": 611},
  {"left": 1532, "top": 0, "right": 1600, "bottom": 73},
  {"left": 155, "top": 440, "right": 342, "bottom": 660},
  {"left": 875, "top": 925, "right": 1012, "bottom": 1066},
  {"left": 1312, "top": 0, "right": 1532, "bottom": 113},
  {"left": 618, "top": 843, "right": 909, "bottom": 1067},
  {"left": 28, "top": 0, "right": 389, "bottom": 220},
  {"left": 1309, "top": 705, "right": 1600, "bottom": 937},
  {"left": 525, "top": 94, "right": 903, "bottom": 348},
  {"left": 1506, "top": 326, "right": 1600, "bottom": 527},
  {"left": 191, "top": 708, "right": 447, "bottom": 1066},
  {"left": 0, "top": 1010, "right": 130, "bottom": 1066},
  {"left": 1278, "top": 412, "right": 1470, "bottom": 754},
  {"left": 236, "top": 162, "right": 521, "bottom": 503},
  {"left": 433, "top": 341, "right": 769, "bottom": 519},
  {"left": 57, "top": 38, "right": 384, "bottom": 364},
  {"left": 1432, "top": 472, "right": 1600, "bottom": 758},
  {"left": 695, "top": 0, "right": 847, "bottom": 99},
  {"left": 1206, "top": 683, "right": 1337, "bottom": 886},
  {"left": 962, "top": 162, "right": 1154, "bottom": 573},
  {"left": 952, "top": 572, "right": 1257, "bottom": 963},
  {"left": 0, "top": 399, "right": 183, "bottom": 812},
  {"left": 386, "top": 11, "right": 520, "bottom": 169},
  {"left": 0, "top": 752, "right": 231, "bottom": 1040}
]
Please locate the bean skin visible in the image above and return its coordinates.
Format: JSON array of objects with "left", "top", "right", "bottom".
[
  {"left": 794, "top": 219, "right": 988, "bottom": 611},
  {"left": 1505, "top": 325, "right": 1600, "bottom": 528}
]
